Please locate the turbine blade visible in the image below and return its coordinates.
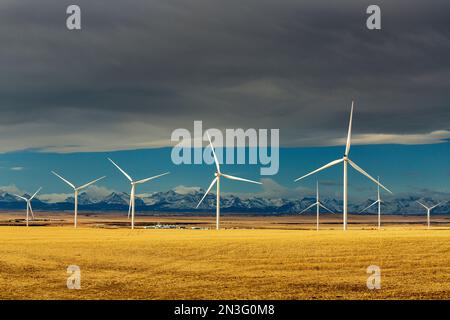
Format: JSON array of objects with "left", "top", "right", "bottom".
[
  {"left": 360, "top": 200, "right": 378, "bottom": 213},
  {"left": 51, "top": 171, "right": 76, "bottom": 189},
  {"left": 127, "top": 187, "right": 133, "bottom": 218},
  {"left": 108, "top": 158, "right": 133, "bottom": 182},
  {"left": 347, "top": 159, "right": 393, "bottom": 194},
  {"left": 430, "top": 202, "right": 442, "bottom": 210},
  {"left": 128, "top": 196, "right": 132, "bottom": 218},
  {"left": 28, "top": 202, "right": 35, "bottom": 219},
  {"left": 221, "top": 173, "right": 262, "bottom": 185},
  {"left": 206, "top": 132, "right": 221, "bottom": 173},
  {"left": 13, "top": 194, "right": 28, "bottom": 201},
  {"left": 299, "top": 202, "right": 317, "bottom": 214},
  {"left": 294, "top": 158, "right": 343, "bottom": 182},
  {"left": 344, "top": 101, "right": 354, "bottom": 156},
  {"left": 319, "top": 203, "right": 334, "bottom": 214},
  {"left": 135, "top": 172, "right": 170, "bottom": 184},
  {"left": 416, "top": 201, "right": 428, "bottom": 210},
  {"left": 78, "top": 176, "right": 106, "bottom": 190},
  {"left": 196, "top": 177, "right": 218, "bottom": 208},
  {"left": 30, "top": 187, "right": 42, "bottom": 200}
]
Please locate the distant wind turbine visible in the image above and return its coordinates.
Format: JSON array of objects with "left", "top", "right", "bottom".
[
  {"left": 52, "top": 171, "right": 106, "bottom": 228},
  {"left": 13, "top": 187, "right": 42, "bottom": 227},
  {"left": 108, "top": 158, "right": 169, "bottom": 229},
  {"left": 299, "top": 181, "right": 333, "bottom": 231},
  {"left": 196, "top": 132, "right": 262, "bottom": 230},
  {"left": 294, "top": 101, "right": 393, "bottom": 230},
  {"left": 416, "top": 200, "right": 442, "bottom": 229},
  {"left": 360, "top": 176, "right": 385, "bottom": 229}
]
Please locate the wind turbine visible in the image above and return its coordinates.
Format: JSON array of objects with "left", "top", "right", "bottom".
[
  {"left": 196, "top": 132, "right": 262, "bottom": 230},
  {"left": 299, "top": 181, "right": 333, "bottom": 231},
  {"left": 416, "top": 200, "right": 442, "bottom": 229},
  {"left": 52, "top": 171, "right": 106, "bottom": 228},
  {"left": 13, "top": 187, "right": 42, "bottom": 227},
  {"left": 294, "top": 101, "right": 393, "bottom": 230},
  {"left": 360, "top": 176, "right": 384, "bottom": 229},
  {"left": 108, "top": 158, "right": 169, "bottom": 229}
]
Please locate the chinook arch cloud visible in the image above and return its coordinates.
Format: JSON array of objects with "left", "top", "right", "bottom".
[{"left": 294, "top": 101, "right": 393, "bottom": 231}]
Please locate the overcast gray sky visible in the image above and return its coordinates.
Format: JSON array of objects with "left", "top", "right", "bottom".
[{"left": 0, "top": 0, "right": 449, "bottom": 152}]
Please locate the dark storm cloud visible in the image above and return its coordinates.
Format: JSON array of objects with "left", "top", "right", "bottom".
[{"left": 0, "top": 0, "right": 449, "bottom": 152}]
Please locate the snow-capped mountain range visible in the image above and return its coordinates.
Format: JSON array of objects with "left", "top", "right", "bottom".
[{"left": 0, "top": 189, "right": 449, "bottom": 215}]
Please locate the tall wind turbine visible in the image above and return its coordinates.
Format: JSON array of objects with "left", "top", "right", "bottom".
[
  {"left": 294, "top": 101, "right": 393, "bottom": 230},
  {"left": 52, "top": 171, "right": 106, "bottom": 228},
  {"left": 299, "top": 181, "right": 333, "bottom": 231},
  {"left": 196, "top": 132, "right": 262, "bottom": 230},
  {"left": 416, "top": 200, "right": 442, "bottom": 229},
  {"left": 360, "top": 176, "right": 384, "bottom": 229},
  {"left": 108, "top": 158, "right": 169, "bottom": 229},
  {"left": 13, "top": 187, "right": 42, "bottom": 227}
]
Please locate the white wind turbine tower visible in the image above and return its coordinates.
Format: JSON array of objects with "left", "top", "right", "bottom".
[
  {"left": 196, "top": 132, "right": 262, "bottom": 230},
  {"left": 294, "top": 101, "right": 393, "bottom": 230},
  {"left": 360, "top": 176, "right": 384, "bottom": 229},
  {"left": 416, "top": 200, "right": 442, "bottom": 229},
  {"left": 299, "top": 181, "right": 333, "bottom": 231},
  {"left": 13, "top": 187, "right": 42, "bottom": 227},
  {"left": 108, "top": 158, "right": 169, "bottom": 229},
  {"left": 52, "top": 171, "right": 106, "bottom": 228}
]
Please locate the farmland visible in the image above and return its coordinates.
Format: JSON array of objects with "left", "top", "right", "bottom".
[{"left": 0, "top": 213, "right": 449, "bottom": 299}]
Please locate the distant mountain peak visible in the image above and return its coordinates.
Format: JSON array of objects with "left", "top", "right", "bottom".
[{"left": 0, "top": 188, "right": 447, "bottom": 214}]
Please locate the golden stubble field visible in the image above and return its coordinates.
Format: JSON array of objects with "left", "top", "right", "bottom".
[{"left": 0, "top": 223, "right": 449, "bottom": 299}]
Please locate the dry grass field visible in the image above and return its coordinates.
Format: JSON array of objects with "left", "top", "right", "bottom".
[{"left": 0, "top": 213, "right": 449, "bottom": 300}]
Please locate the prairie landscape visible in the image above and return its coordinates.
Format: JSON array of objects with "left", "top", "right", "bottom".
[{"left": 0, "top": 213, "right": 449, "bottom": 300}]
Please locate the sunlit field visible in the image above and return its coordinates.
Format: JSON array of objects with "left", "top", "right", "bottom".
[{"left": 1, "top": 213, "right": 449, "bottom": 300}]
